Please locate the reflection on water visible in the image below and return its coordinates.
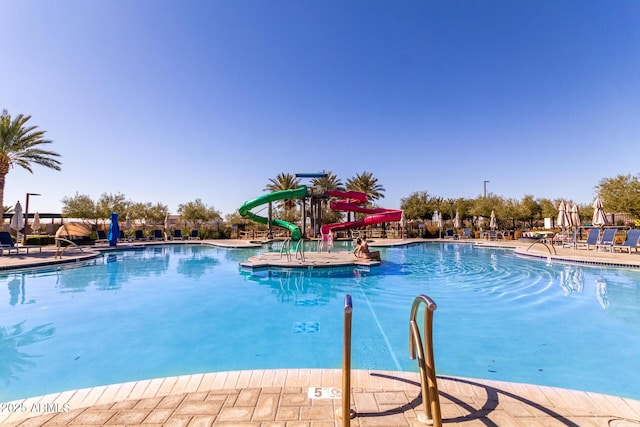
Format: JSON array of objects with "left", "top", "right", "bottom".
[
  {"left": 0, "top": 321, "right": 55, "bottom": 386},
  {"left": 0, "top": 243, "right": 639, "bottom": 402},
  {"left": 558, "top": 265, "right": 584, "bottom": 296}
]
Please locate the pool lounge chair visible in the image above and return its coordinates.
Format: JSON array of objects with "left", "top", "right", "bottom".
[
  {"left": 172, "top": 229, "right": 184, "bottom": 240},
  {"left": 151, "top": 229, "right": 164, "bottom": 241},
  {"left": 96, "top": 229, "right": 108, "bottom": 243},
  {"left": 612, "top": 229, "right": 640, "bottom": 254},
  {"left": 596, "top": 228, "right": 617, "bottom": 252},
  {"left": 444, "top": 228, "right": 456, "bottom": 239},
  {"left": 574, "top": 228, "right": 600, "bottom": 250},
  {"left": 461, "top": 228, "right": 471, "bottom": 239},
  {"left": 134, "top": 230, "right": 148, "bottom": 241},
  {"left": 0, "top": 231, "right": 41, "bottom": 255},
  {"left": 187, "top": 229, "right": 200, "bottom": 240}
]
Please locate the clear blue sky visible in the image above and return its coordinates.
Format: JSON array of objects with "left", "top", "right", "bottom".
[{"left": 2, "top": 0, "right": 639, "bottom": 216}]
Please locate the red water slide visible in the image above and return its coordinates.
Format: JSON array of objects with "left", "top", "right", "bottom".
[{"left": 320, "top": 190, "right": 403, "bottom": 235}]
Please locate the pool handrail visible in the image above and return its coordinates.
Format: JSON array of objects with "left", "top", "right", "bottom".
[
  {"left": 338, "top": 294, "right": 356, "bottom": 425},
  {"left": 294, "top": 238, "right": 305, "bottom": 262},
  {"left": 54, "top": 237, "right": 85, "bottom": 259},
  {"left": 279, "top": 239, "right": 291, "bottom": 261},
  {"left": 409, "top": 294, "right": 442, "bottom": 427}
]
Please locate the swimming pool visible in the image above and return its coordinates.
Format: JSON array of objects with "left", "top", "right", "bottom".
[{"left": 1, "top": 242, "right": 639, "bottom": 403}]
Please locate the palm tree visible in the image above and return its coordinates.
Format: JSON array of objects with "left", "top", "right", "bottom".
[
  {"left": 264, "top": 172, "right": 301, "bottom": 211},
  {"left": 346, "top": 171, "right": 385, "bottom": 204},
  {"left": 0, "top": 110, "right": 62, "bottom": 209},
  {"left": 311, "top": 170, "right": 345, "bottom": 224},
  {"left": 311, "top": 170, "right": 345, "bottom": 194}
]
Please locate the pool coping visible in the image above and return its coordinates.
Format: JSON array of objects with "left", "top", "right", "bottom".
[{"left": 1, "top": 369, "right": 639, "bottom": 426}]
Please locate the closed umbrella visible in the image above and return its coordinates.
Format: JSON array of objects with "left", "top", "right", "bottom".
[
  {"left": 489, "top": 210, "right": 497, "bottom": 231},
  {"left": 592, "top": 197, "right": 608, "bottom": 227},
  {"left": 10, "top": 201, "right": 24, "bottom": 240},
  {"left": 454, "top": 210, "right": 461, "bottom": 229},
  {"left": 31, "top": 212, "right": 41, "bottom": 234},
  {"left": 569, "top": 203, "right": 580, "bottom": 229},
  {"left": 124, "top": 213, "right": 132, "bottom": 230},
  {"left": 108, "top": 212, "right": 120, "bottom": 247},
  {"left": 164, "top": 213, "right": 170, "bottom": 241},
  {"left": 556, "top": 201, "right": 570, "bottom": 231}
]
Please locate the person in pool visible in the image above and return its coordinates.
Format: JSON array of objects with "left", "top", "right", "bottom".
[{"left": 353, "top": 237, "right": 381, "bottom": 261}]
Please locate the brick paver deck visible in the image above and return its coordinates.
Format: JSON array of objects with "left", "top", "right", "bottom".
[{"left": 2, "top": 369, "right": 640, "bottom": 426}]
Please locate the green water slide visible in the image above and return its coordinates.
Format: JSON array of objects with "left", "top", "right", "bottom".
[{"left": 238, "top": 186, "right": 309, "bottom": 240}]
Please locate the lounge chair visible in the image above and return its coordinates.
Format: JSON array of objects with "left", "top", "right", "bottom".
[
  {"left": 612, "top": 229, "right": 640, "bottom": 254},
  {"left": 574, "top": 228, "right": 600, "bottom": 250},
  {"left": 172, "top": 229, "right": 184, "bottom": 240},
  {"left": 95, "top": 229, "right": 108, "bottom": 243},
  {"left": 444, "top": 228, "right": 456, "bottom": 239},
  {"left": 187, "top": 229, "right": 200, "bottom": 240},
  {"left": 119, "top": 230, "right": 131, "bottom": 242},
  {"left": 560, "top": 229, "right": 579, "bottom": 248},
  {"left": 461, "top": 228, "right": 471, "bottom": 239},
  {"left": 0, "top": 231, "right": 41, "bottom": 255},
  {"left": 134, "top": 230, "right": 148, "bottom": 241},
  {"left": 151, "top": 229, "right": 164, "bottom": 241},
  {"left": 596, "top": 228, "right": 617, "bottom": 252},
  {"left": 487, "top": 231, "right": 498, "bottom": 241}
]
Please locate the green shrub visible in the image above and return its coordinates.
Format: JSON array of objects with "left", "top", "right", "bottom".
[{"left": 25, "top": 236, "right": 56, "bottom": 246}]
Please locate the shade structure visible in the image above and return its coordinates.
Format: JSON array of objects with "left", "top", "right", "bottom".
[
  {"left": 592, "top": 197, "right": 608, "bottom": 227},
  {"left": 108, "top": 212, "right": 120, "bottom": 247},
  {"left": 569, "top": 203, "right": 581, "bottom": 228},
  {"left": 454, "top": 210, "right": 461, "bottom": 229},
  {"left": 31, "top": 212, "right": 41, "bottom": 234},
  {"left": 557, "top": 201, "right": 570, "bottom": 230},
  {"left": 56, "top": 222, "right": 92, "bottom": 238},
  {"left": 9, "top": 201, "right": 24, "bottom": 232},
  {"left": 489, "top": 210, "right": 497, "bottom": 230}
]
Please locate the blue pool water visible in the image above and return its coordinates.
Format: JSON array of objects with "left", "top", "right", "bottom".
[{"left": 1, "top": 242, "right": 639, "bottom": 402}]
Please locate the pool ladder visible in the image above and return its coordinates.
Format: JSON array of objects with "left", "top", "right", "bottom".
[
  {"left": 409, "top": 294, "right": 442, "bottom": 426},
  {"left": 279, "top": 238, "right": 306, "bottom": 262},
  {"left": 339, "top": 294, "right": 441, "bottom": 426}
]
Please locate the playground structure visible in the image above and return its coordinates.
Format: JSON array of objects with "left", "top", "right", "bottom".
[{"left": 238, "top": 184, "right": 403, "bottom": 241}]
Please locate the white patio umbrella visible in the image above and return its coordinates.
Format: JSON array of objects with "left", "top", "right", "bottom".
[
  {"left": 489, "top": 210, "right": 497, "bottom": 230},
  {"left": 433, "top": 211, "right": 442, "bottom": 238},
  {"left": 556, "top": 201, "right": 570, "bottom": 231},
  {"left": 124, "top": 213, "right": 132, "bottom": 230},
  {"left": 453, "top": 210, "right": 461, "bottom": 229},
  {"left": 164, "top": 213, "right": 170, "bottom": 241},
  {"left": 9, "top": 201, "right": 24, "bottom": 233},
  {"left": 31, "top": 212, "right": 41, "bottom": 234},
  {"left": 592, "top": 197, "right": 608, "bottom": 227},
  {"left": 569, "top": 203, "right": 581, "bottom": 229}
]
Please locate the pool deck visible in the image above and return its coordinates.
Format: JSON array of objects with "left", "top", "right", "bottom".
[{"left": 2, "top": 238, "right": 640, "bottom": 426}]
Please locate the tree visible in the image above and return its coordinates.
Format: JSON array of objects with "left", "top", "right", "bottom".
[
  {"left": 400, "top": 191, "right": 432, "bottom": 221},
  {"left": 0, "top": 110, "right": 62, "bottom": 209},
  {"left": 61, "top": 192, "right": 99, "bottom": 225},
  {"left": 311, "top": 170, "right": 345, "bottom": 224},
  {"left": 97, "top": 192, "right": 130, "bottom": 220},
  {"left": 264, "top": 173, "right": 301, "bottom": 211},
  {"left": 597, "top": 174, "right": 640, "bottom": 218},
  {"left": 145, "top": 203, "right": 169, "bottom": 224},
  {"left": 346, "top": 171, "right": 385, "bottom": 203},
  {"left": 311, "top": 171, "right": 344, "bottom": 194},
  {"left": 178, "top": 199, "right": 221, "bottom": 228}
]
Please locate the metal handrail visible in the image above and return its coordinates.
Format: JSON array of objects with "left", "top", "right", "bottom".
[
  {"left": 526, "top": 240, "right": 557, "bottom": 255},
  {"left": 294, "top": 238, "right": 306, "bottom": 261},
  {"left": 54, "top": 237, "right": 85, "bottom": 259},
  {"left": 338, "top": 294, "right": 356, "bottom": 425},
  {"left": 279, "top": 239, "right": 291, "bottom": 261},
  {"left": 409, "top": 294, "right": 442, "bottom": 427}
]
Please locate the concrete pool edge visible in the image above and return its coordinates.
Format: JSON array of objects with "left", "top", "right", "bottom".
[{"left": 2, "top": 369, "right": 640, "bottom": 426}]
